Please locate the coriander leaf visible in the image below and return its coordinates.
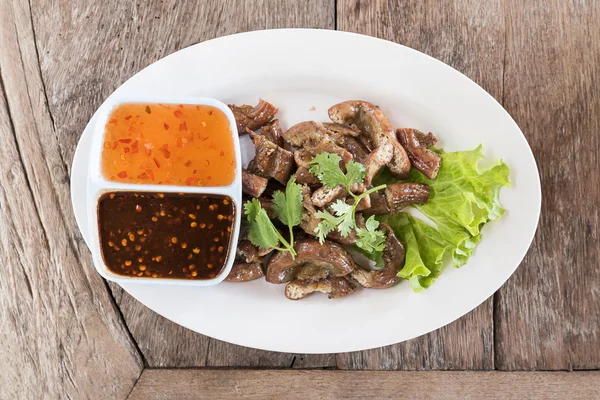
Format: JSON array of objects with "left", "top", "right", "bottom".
[
  {"left": 246, "top": 203, "right": 281, "bottom": 250},
  {"left": 365, "top": 214, "right": 381, "bottom": 232},
  {"left": 272, "top": 176, "right": 303, "bottom": 228},
  {"left": 355, "top": 216, "right": 387, "bottom": 254},
  {"left": 345, "top": 161, "right": 366, "bottom": 186},
  {"left": 309, "top": 153, "right": 347, "bottom": 189},
  {"left": 330, "top": 199, "right": 352, "bottom": 217},
  {"left": 244, "top": 198, "right": 262, "bottom": 222},
  {"left": 337, "top": 212, "right": 356, "bottom": 237},
  {"left": 314, "top": 211, "right": 338, "bottom": 243},
  {"left": 355, "top": 216, "right": 387, "bottom": 268}
]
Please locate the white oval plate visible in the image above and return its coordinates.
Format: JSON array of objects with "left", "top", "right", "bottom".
[{"left": 72, "top": 29, "right": 541, "bottom": 354}]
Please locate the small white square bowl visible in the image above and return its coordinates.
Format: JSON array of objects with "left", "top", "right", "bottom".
[{"left": 86, "top": 95, "right": 242, "bottom": 286}]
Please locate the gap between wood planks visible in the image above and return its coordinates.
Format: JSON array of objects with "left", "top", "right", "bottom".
[{"left": 126, "top": 369, "right": 600, "bottom": 400}]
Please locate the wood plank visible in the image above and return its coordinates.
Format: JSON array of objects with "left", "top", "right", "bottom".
[
  {"left": 128, "top": 370, "right": 600, "bottom": 400},
  {"left": 30, "top": 0, "right": 335, "bottom": 368},
  {"left": 495, "top": 0, "right": 600, "bottom": 369},
  {"left": 0, "top": 0, "right": 143, "bottom": 398},
  {"left": 336, "top": 0, "right": 504, "bottom": 370}
]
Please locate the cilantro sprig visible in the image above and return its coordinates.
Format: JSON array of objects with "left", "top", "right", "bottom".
[
  {"left": 309, "top": 153, "right": 387, "bottom": 244},
  {"left": 355, "top": 216, "right": 387, "bottom": 267},
  {"left": 244, "top": 177, "right": 303, "bottom": 258}
]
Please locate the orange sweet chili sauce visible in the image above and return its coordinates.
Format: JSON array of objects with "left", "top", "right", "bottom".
[{"left": 101, "top": 103, "right": 236, "bottom": 186}]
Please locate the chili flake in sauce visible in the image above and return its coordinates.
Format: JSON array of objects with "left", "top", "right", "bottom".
[
  {"left": 102, "top": 103, "right": 236, "bottom": 186},
  {"left": 98, "top": 192, "right": 234, "bottom": 279}
]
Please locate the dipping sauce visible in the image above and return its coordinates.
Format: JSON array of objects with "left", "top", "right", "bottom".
[
  {"left": 98, "top": 192, "right": 235, "bottom": 279},
  {"left": 101, "top": 103, "right": 236, "bottom": 186}
]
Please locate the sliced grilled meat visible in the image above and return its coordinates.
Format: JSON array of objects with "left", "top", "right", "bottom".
[
  {"left": 363, "top": 191, "right": 391, "bottom": 216},
  {"left": 311, "top": 185, "right": 348, "bottom": 208},
  {"left": 385, "top": 182, "right": 430, "bottom": 212},
  {"left": 261, "top": 119, "right": 284, "bottom": 147},
  {"left": 295, "top": 166, "right": 321, "bottom": 186},
  {"left": 397, "top": 128, "right": 441, "bottom": 179},
  {"left": 285, "top": 277, "right": 356, "bottom": 300},
  {"left": 299, "top": 185, "right": 320, "bottom": 237},
  {"left": 323, "top": 122, "right": 361, "bottom": 137},
  {"left": 250, "top": 132, "right": 294, "bottom": 184},
  {"left": 284, "top": 121, "right": 353, "bottom": 165},
  {"left": 351, "top": 223, "right": 405, "bottom": 288},
  {"left": 328, "top": 100, "right": 411, "bottom": 178},
  {"left": 229, "top": 99, "right": 278, "bottom": 134},
  {"left": 242, "top": 169, "right": 269, "bottom": 198},
  {"left": 283, "top": 121, "right": 327, "bottom": 147},
  {"left": 266, "top": 238, "right": 355, "bottom": 284},
  {"left": 226, "top": 263, "right": 264, "bottom": 282},
  {"left": 363, "top": 143, "right": 394, "bottom": 186}
]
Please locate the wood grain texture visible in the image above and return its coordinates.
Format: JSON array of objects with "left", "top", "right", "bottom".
[
  {"left": 495, "top": 0, "right": 600, "bottom": 370},
  {"left": 335, "top": 0, "right": 504, "bottom": 370},
  {"left": 0, "top": 0, "right": 143, "bottom": 398},
  {"left": 29, "top": 0, "right": 335, "bottom": 368},
  {"left": 128, "top": 370, "right": 600, "bottom": 400}
]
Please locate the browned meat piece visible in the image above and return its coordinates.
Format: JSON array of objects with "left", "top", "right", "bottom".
[
  {"left": 327, "top": 230, "right": 358, "bottom": 245},
  {"left": 261, "top": 119, "right": 284, "bottom": 147},
  {"left": 284, "top": 277, "right": 356, "bottom": 300},
  {"left": 304, "top": 136, "right": 353, "bottom": 165},
  {"left": 283, "top": 121, "right": 353, "bottom": 165},
  {"left": 299, "top": 185, "right": 320, "bottom": 237},
  {"left": 242, "top": 169, "right": 269, "bottom": 198},
  {"left": 229, "top": 99, "right": 278, "bottom": 134},
  {"left": 311, "top": 185, "right": 348, "bottom": 208},
  {"left": 250, "top": 132, "right": 294, "bottom": 184},
  {"left": 295, "top": 166, "right": 321, "bottom": 186},
  {"left": 257, "top": 197, "right": 277, "bottom": 219},
  {"left": 246, "top": 159, "right": 267, "bottom": 178},
  {"left": 226, "top": 263, "right": 264, "bottom": 282},
  {"left": 237, "top": 240, "right": 260, "bottom": 263},
  {"left": 323, "top": 122, "right": 361, "bottom": 137},
  {"left": 385, "top": 182, "right": 430, "bottom": 212},
  {"left": 313, "top": 181, "right": 366, "bottom": 208},
  {"left": 283, "top": 121, "right": 327, "bottom": 147},
  {"left": 257, "top": 247, "right": 274, "bottom": 257},
  {"left": 363, "top": 191, "right": 391, "bottom": 216},
  {"left": 363, "top": 143, "right": 394, "bottom": 186},
  {"left": 266, "top": 238, "right": 355, "bottom": 284},
  {"left": 328, "top": 130, "right": 371, "bottom": 164},
  {"left": 293, "top": 149, "right": 313, "bottom": 169},
  {"left": 328, "top": 100, "right": 411, "bottom": 179},
  {"left": 351, "top": 223, "right": 405, "bottom": 288},
  {"left": 397, "top": 128, "right": 442, "bottom": 179}
]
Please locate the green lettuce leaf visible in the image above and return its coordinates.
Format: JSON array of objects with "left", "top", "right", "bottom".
[
  {"left": 410, "top": 145, "right": 510, "bottom": 267},
  {"left": 375, "top": 145, "right": 510, "bottom": 291},
  {"left": 380, "top": 213, "right": 451, "bottom": 292}
]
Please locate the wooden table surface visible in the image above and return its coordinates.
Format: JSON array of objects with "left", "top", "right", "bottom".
[{"left": 1, "top": 1, "right": 598, "bottom": 399}]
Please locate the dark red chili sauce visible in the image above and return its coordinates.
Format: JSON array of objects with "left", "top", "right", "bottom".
[{"left": 98, "top": 192, "right": 234, "bottom": 279}]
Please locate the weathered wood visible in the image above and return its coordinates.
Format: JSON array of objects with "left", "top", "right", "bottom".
[
  {"left": 0, "top": 0, "right": 143, "bottom": 398},
  {"left": 495, "top": 0, "right": 600, "bottom": 370},
  {"left": 29, "top": 0, "right": 335, "bottom": 368},
  {"left": 335, "top": 0, "right": 504, "bottom": 370},
  {"left": 128, "top": 370, "right": 600, "bottom": 400}
]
